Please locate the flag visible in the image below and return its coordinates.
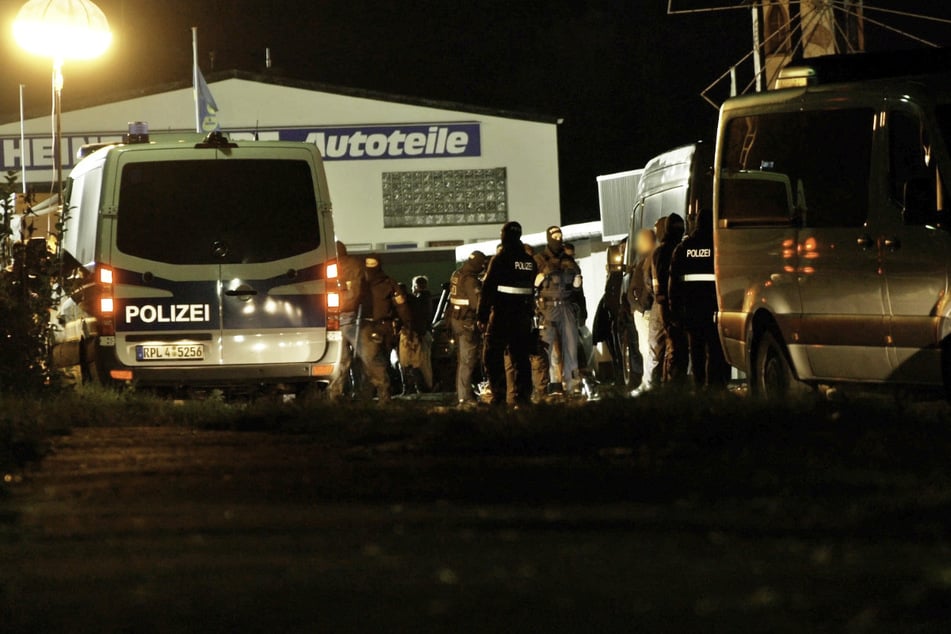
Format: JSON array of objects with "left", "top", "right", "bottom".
[
  {"left": 195, "top": 69, "right": 220, "bottom": 133},
  {"left": 801, "top": 0, "right": 837, "bottom": 58},
  {"left": 838, "top": 0, "right": 865, "bottom": 53},
  {"left": 762, "top": 0, "right": 793, "bottom": 89}
]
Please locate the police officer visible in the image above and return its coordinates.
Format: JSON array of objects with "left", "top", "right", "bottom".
[
  {"left": 329, "top": 241, "right": 365, "bottom": 400},
  {"left": 504, "top": 243, "right": 550, "bottom": 404},
  {"left": 477, "top": 222, "right": 537, "bottom": 407},
  {"left": 669, "top": 208, "right": 730, "bottom": 390},
  {"left": 649, "top": 214, "right": 687, "bottom": 384},
  {"left": 411, "top": 275, "right": 435, "bottom": 390},
  {"left": 535, "top": 226, "right": 584, "bottom": 394},
  {"left": 360, "top": 255, "right": 413, "bottom": 403},
  {"left": 449, "top": 250, "right": 486, "bottom": 405}
]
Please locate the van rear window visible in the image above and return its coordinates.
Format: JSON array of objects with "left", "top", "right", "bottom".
[{"left": 116, "top": 159, "right": 320, "bottom": 265}]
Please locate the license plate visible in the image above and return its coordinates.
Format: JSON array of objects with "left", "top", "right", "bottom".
[{"left": 135, "top": 344, "right": 205, "bottom": 361}]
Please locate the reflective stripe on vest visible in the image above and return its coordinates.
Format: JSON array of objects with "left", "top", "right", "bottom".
[
  {"left": 682, "top": 273, "right": 716, "bottom": 283},
  {"left": 450, "top": 298, "right": 470, "bottom": 306},
  {"left": 498, "top": 285, "right": 533, "bottom": 295}
]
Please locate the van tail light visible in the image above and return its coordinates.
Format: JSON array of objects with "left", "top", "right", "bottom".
[
  {"left": 326, "top": 291, "right": 341, "bottom": 331},
  {"left": 96, "top": 265, "right": 116, "bottom": 336},
  {"left": 325, "top": 260, "right": 338, "bottom": 281}
]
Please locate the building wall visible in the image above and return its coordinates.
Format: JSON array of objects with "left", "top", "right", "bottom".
[{"left": 0, "top": 78, "right": 560, "bottom": 250}]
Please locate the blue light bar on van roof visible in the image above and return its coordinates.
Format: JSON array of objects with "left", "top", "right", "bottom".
[{"left": 124, "top": 121, "right": 150, "bottom": 145}]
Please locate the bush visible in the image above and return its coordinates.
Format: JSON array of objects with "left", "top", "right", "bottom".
[{"left": 0, "top": 171, "right": 58, "bottom": 394}]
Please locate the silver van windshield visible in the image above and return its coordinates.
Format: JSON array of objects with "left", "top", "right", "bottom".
[{"left": 116, "top": 159, "right": 320, "bottom": 265}]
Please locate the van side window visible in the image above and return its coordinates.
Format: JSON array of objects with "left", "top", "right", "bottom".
[
  {"left": 721, "top": 109, "right": 873, "bottom": 228},
  {"left": 889, "top": 110, "right": 933, "bottom": 204},
  {"left": 799, "top": 110, "right": 873, "bottom": 228},
  {"left": 722, "top": 112, "right": 799, "bottom": 225}
]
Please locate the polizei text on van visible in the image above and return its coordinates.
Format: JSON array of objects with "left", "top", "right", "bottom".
[{"left": 124, "top": 304, "right": 212, "bottom": 325}]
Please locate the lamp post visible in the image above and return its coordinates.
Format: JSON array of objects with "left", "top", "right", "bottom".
[{"left": 13, "top": 0, "right": 111, "bottom": 225}]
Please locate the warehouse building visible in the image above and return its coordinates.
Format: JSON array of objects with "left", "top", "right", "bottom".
[{"left": 0, "top": 70, "right": 561, "bottom": 283}]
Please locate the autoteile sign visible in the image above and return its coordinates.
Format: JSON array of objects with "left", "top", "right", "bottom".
[
  {"left": 0, "top": 121, "right": 481, "bottom": 178},
  {"left": 231, "top": 123, "right": 483, "bottom": 161}
]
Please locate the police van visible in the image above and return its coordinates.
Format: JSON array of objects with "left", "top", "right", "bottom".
[
  {"left": 714, "top": 49, "right": 951, "bottom": 398},
  {"left": 597, "top": 142, "right": 712, "bottom": 387},
  {"left": 51, "top": 126, "right": 342, "bottom": 394}
]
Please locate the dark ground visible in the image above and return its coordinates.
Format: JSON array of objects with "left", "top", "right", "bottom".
[{"left": 2, "top": 392, "right": 951, "bottom": 632}]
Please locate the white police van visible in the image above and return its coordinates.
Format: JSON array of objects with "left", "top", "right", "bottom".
[{"left": 51, "top": 125, "right": 342, "bottom": 394}]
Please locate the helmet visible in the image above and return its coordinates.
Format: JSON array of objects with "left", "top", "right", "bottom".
[
  {"left": 468, "top": 250, "right": 487, "bottom": 271},
  {"left": 500, "top": 221, "right": 523, "bottom": 243}
]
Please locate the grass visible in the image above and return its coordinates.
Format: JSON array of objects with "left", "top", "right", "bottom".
[
  {"left": 5, "top": 385, "right": 951, "bottom": 504},
  {"left": 5, "top": 388, "right": 951, "bottom": 631}
]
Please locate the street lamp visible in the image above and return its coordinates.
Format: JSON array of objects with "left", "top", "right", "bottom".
[{"left": 12, "top": 0, "right": 111, "bottom": 224}]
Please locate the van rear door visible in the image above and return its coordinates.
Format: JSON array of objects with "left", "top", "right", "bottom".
[{"left": 112, "top": 146, "right": 329, "bottom": 369}]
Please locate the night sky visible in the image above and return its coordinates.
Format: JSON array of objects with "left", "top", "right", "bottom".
[{"left": 1, "top": 0, "right": 949, "bottom": 224}]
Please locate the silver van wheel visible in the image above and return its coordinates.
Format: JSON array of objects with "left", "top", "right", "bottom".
[{"left": 753, "top": 331, "right": 801, "bottom": 399}]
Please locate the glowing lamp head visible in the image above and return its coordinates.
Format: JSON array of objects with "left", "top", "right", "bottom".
[{"left": 13, "top": 0, "right": 112, "bottom": 62}]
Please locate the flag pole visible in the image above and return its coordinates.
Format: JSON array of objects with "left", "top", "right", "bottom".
[
  {"left": 18, "top": 84, "right": 26, "bottom": 196},
  {"left": 192, "top": 26, "right": 200, "bottom": 133}
]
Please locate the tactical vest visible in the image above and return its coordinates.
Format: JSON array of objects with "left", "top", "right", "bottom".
[
  {"left": 449, "top": 269, "right": 475, "bottom": 322},
  {"left": 538, "top": 253, "right": 578, "bottom": 301}
]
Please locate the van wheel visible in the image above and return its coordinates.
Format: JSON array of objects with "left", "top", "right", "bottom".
[
  {"left": 80, "top": 338, "right": 101, "bottom": 385},
  {"left": 753, "top": 330, "right": 806, "bottom": 399},
  {"left": 619, "top": 326, "right": 640, "bottom": 389}
]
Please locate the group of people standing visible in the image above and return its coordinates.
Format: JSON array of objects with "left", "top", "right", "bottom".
[
  {"left": 328, "top": 242, "right": 435, "bottom": 403},
  {"left": 450, "top": 222, "right": 586, "bottom": 408},
  {"left": 626, "top": 208, "right": 729, "bottom": 394},
  {"left": 329, "top": 211, "right": 725, "bottom": 405}
]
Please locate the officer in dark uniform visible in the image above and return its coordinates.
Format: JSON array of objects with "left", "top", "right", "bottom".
[
  {"left": 669, "top": 208, "right": 730, "bottom": 389},
  {"left": 535, "top": 226, "right": 584, "bottom": 394},
  {"left": 477, "top": 222, "right": 537, "bottom": 407},
  {"left": 329, "top": 241, "right": 365, "bottom": 400},
  {"left": 650, "top": 213, "right": 687, "bottom": 384},
  {"left": 360, "top": 255, "right": 413, "bottom": 403},
  {"left": 448, "top": 250, "right": 486, "bottom": 405},
  {"left": 504, "top": 243, "right": 550, "bottom": 404}
]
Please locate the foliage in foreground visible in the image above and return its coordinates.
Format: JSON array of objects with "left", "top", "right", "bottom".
[{"left": 0, "top": 169, "right": 59, "bottom": 395}]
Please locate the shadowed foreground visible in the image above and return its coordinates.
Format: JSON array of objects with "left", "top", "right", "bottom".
[{"left": 2, "top": 392, "right": 951, "bottom": 632}]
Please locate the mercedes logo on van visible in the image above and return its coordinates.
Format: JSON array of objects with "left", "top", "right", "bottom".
[{"left": 212, "top": 240, "right": 229, "bottom": 259}]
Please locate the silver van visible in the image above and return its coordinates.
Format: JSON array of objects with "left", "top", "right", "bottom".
[
  {"left": 52, "top": 127, "right": 342, "bottom": 394},
  {"left": 714, "top": 51, "right": 951, "bottom": 397}
]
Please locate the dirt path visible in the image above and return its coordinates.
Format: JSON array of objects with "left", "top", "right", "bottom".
[{"left": 1, "top": 424, "right": 949, "bottom": 633}]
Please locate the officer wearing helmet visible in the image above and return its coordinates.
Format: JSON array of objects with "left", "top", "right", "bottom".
[
  {"left": 360, "top": 254, "right": 413, "bottom": 403},
  {"left": 449, "top": 249, "right": 487, "bottom": 405},
  {"left": 535, "top": 226, "right": 584, "bottom": 395},
  {"left": 477, "top": 222, "right": 537, "bottom": 407},
  {"left": 328, "top": 241, "right": 365, "bottom": 400}
]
